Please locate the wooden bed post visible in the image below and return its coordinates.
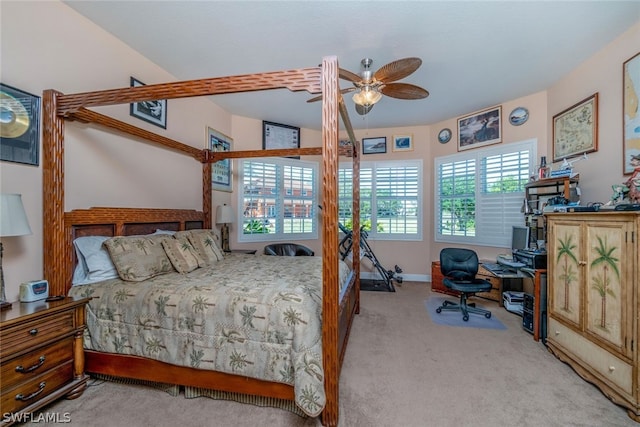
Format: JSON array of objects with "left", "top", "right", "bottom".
[
  {"left": 202, "top": 152, "right": 212, "bottom": 229},
  {"left": 42, "top": 89, "right": 67, "bottom": 296},
  {"left": 321, "top": 56, "right": 340, "bottom": 427}
]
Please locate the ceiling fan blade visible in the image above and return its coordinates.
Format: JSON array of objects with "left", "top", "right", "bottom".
[
  {"left": 380, "top": 83, "right": 429, "bottom": 100},
  {"left": 306, "top": 87, "right": 355, "bottom": 103},
  {"left": 355, "top": 104, "right": 373, "bottom": 115},
  {"left": 374, "top": 57, "right": 422, "bottom": 83},
  {"left": 339, "top": 68, "right": 362, "bottom": 83}
]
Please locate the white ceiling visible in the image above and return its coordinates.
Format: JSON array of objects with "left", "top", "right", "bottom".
[{"left": 63, "top": 1, "right": 639, "bottom": 131}]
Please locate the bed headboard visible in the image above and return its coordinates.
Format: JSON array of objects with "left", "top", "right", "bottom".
[{"left": 61, "top": 207, "right": 205, "bottom": 295}]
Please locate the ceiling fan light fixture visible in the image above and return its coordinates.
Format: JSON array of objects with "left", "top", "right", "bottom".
[{"left": 352, "top": 86, "right": 382, "bottom": 107}]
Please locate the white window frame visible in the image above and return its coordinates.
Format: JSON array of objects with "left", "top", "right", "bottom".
[
  {"left": 238, "top": 157, "right": 319, "bottom": 243},
  {"left": 339, "top": 159, "right": 423, "bottom": 241},
  {"left": 434, "top": 139, "right": 536, "bottom": 248}
]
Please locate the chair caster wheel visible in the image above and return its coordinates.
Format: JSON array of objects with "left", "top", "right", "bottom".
[
  {"left": 485, "top": 313, "right": 492, "bottom": 319},
  {"left": 436, "top": 307, "right": 442, "bottom": 313},
  {"left": 463, "top": 315, "right": 469, "bottom": 321}
]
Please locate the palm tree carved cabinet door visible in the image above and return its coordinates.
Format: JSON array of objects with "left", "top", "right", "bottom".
[
  {"left": 546, "top": 212, "right": 639, "bottom": 422},
  {"left": 583, "top": 221, "right": 632, "bottom": 358},
  {"left": 548, "top": 220, "right": 582, "bottom": 328}
]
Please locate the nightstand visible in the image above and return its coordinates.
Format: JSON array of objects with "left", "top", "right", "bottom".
[
  {"left": 0, "top": 297, "right": 90, "bottom": 425},
  {"left": 224, "top": 249, "right": 257, "bottom": 255}
]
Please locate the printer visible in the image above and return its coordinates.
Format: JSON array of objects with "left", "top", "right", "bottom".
[
  {"left": 503, "top": 291, "right": 524, "bottom": 315},
  {"left": 513, "top": 249, "right": 547, "bottom": 269}
]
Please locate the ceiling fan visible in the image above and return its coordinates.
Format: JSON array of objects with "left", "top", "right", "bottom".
[{"left": 307, "top": 57, "right": 429, "bottom": 115}]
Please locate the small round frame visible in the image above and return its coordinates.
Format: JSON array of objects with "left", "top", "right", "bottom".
[
  {"left": 509, "top": 107, "right": 529, "bottom": 126},
  {"left": 438, "top": 128, "right": 452, "bottom": 144}
]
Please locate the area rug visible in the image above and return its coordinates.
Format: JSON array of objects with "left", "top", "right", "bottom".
[{"left": 424, "top": 296, "right": 507, "bottom": 330}]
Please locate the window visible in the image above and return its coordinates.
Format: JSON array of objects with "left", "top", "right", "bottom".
[
  {"left": 435, "top": 139, "right": 535, "bottom": 247},
  {"left": 238, "top": 158, "right": 318, "bottom": 242},
  {"left": 339, "top": 160, "right": 422, "bottom": 240}
]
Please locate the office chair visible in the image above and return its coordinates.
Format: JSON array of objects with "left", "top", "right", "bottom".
[
  {"left": 436, "top": 248, "right": 492, "bottom": 321},
  {"left": 263, "top": 243, "right": 314, "bottom": 256}
]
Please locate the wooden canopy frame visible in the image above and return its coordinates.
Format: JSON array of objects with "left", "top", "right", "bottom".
[{"left": 42, "top": 56, "right": 360, "bottom": 426}]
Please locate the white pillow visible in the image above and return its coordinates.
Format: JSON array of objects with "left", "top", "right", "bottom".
[
  {"left": 153, "top": 229, "right": 176, "bottom": 235},
  {"left": 72, "top": 236, "right": 119, "bottom": 285}
]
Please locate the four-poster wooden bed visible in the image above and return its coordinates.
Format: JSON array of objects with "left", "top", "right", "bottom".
[{"left": 42, "top": 56, "right": 361, "bottom": 426}]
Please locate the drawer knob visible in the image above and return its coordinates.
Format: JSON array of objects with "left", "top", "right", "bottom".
[
  {"left": 29, "top": 328, "right": 38, "bottom": 336},
  {"left": 15, "top": 382, "right": 46, "bottom": 401},
  {"left": 555, "top": 330, "right": 560, "bottom": 336},
  {"left": 15, "top": 356, "right": 46, "bottom": 374},
  {"left": 609, "top": 366, "right": 616, "bottom": 373}
]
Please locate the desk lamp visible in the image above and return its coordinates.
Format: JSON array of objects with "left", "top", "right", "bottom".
[
  {"left": 216, "top": 204, "right": 234, "bottom": 253},
  {"left": 0, "top": 194, "right": 32, "bottom": 310}
]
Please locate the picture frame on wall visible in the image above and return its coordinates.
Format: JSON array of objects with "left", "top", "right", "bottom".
[
  {"left": 552, "top": 93, "right": 598, "bottom": 162},
  {"left": 0, "top": 83, "right": 40, "bottom": 166},
  {"left": 208, "top": 127, "right": 233, "bottom": 192},
  {"left": 457, "top": 106, "right": 502, "bottom": 151},
  {"left": 623, "top": 52, "right": 640, "bottom": 174},
  {"left": 392, "top": 134, "right": 413, "bottom": 152},
  {"left": 129, "top": 77, "right": 167, "bottom": 129},
  {"left": 362, "top": 137, "right": 387, "bottom": 155},
  {"left": 263, "top": 120, "right": 300, "bottom": 150}
]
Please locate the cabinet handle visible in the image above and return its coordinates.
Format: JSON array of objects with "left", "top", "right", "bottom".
[
  {"left": 555, "top": 330, "right": 560, "bottom": 336},
  {"left": 15, "top": 356, "right": 46, "bottom": 374},
  {"left": 15, "top": 382, "right": 46, "bottom": 401},
  {"left": 609, "top": 366, "right": 616, "bottom": 373},
  {"left": 29, "top": 328, "right": 38, "bottom": 336},
  {"left": 578, "top": 260, "right": 587, "bottom": 266}
]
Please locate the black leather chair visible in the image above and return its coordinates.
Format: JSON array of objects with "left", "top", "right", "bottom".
[
  {"left": 263, "top": 243, "right": 314, "bottom": 256},
  {"left": 436, "top": 248, "right": 492, "bottom": 321}
]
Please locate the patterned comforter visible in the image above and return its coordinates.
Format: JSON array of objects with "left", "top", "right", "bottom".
[{"left": 69, "top": 253, "right": 351, "bottom": 417}]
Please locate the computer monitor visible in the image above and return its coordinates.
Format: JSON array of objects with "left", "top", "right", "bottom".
[{"left": 512, "top": 225, "right": 530, "bottom": 252}]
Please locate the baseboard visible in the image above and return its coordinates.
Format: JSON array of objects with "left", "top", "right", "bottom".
[{"left": 360, "top": 271, "right": 429, "bottom": 283}]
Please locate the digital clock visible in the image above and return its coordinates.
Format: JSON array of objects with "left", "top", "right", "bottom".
[{"left": 19, "top": 280, "right": 49, "bottom": 302}]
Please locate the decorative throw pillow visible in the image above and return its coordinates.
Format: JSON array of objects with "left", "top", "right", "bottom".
[
  {"left": 185, "top": 230, "right": 225, "bottom": 266},
  {"left": 104, "top": 235, "right": 175, "bottom": 281},
  {"left": 162, "top": 236, "right": 203, "bottom": 274}
]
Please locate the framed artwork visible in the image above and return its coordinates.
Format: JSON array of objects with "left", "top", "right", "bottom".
[
  {"left": 0, "top": 83, "right": 40, "bottom": 166},
  {"left": 623, "top": 52, "right": 640, "bottom": 174},
  {"left": 552, "top": 93, "right": 598, "bottom": 162},
  {"left": 208, "top": 127, "right": 233, "bottom": 192},
  {"left": 457, "top": 106, "right": 502, "bottom": 151},
  {"left": 362, "top": 137, "right": 387, "bottom": 155},
  {"left": 437, "top": 128, "right": 452, "bottom": 144},
  {"left": 262, "top": 120, "right": 300, "bottom": 151},
  {"left": 509, "top": 107, "right": 529, "bottom": 126},
  {"left": 392, "top": 134, "right": 413, "bottom": 152},
  {"left": 129, "top": 77, "right": 167, "bottom": 129}
]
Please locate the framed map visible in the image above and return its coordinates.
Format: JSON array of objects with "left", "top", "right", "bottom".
[
  {"left": 208, "top": 127, "right": 233, "bottom": 192},
  {"left": 552, "top": 93, "right": 598, "bottom": 162},
  {"left": 624, "top": 52, "right": 640, "bottom": 175}
]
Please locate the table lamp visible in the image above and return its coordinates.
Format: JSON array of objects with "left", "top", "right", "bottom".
[
  {"left": 216, "top": 204, "right": 234, "bottom": 252},
  {"left": 0, "top": 194, "right": 32, "bottom": 310}
]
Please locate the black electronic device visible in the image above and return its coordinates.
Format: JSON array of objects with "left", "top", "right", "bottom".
[
  {"left": 513, "top": 250, "right": 547, "bottom": 269},
  {"left": 566, "top": 205, "right": 600, "bottom": 212},
  {"left": 614, "top": 203, "right": 640, "bottom": 211}
]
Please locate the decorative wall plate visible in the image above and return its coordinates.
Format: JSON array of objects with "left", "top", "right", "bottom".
[
  {"left": 438, "top": 128, "right": 452, "bottom": 144},
  {"left": 509, "top": 107, "right": 529, "bottom": 126}
]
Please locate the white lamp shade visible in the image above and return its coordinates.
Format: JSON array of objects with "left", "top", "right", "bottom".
[
  {"left": 352, "top": 87, "right": 382, "bottom": 107},
  {"left": 0, "top": 194, "right": 32, "bottom": 237},
  {"left": 216, "top": 205, "right": 235, "bottom": 224}
]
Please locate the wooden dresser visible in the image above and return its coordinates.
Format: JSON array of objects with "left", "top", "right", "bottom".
[
  {"left": 546, "top": 211, "right": 640, "bottom": 422},
  {"left": 0, "top": 297, "right": 89, "bottom": 425}
]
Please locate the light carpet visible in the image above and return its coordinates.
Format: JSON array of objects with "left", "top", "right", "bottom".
[
  {"left": 24, "top": 283, "right": 637, "bottom": 427},
  {"left": 425, "top": 295, "right": 507, "bottom": 330}
]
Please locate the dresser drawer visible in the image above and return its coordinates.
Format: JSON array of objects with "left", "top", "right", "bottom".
[
  {"left": 548, "top": 318, "right": 632, "bottom": 395},
  {"left": 0, "top": 311, "right": 74, "bottom": 360},
  {"left": 1, "top": 360, "right": 74, "bottom": 414},
  {"left": 1, "top": 337, "right": 74, "bottom": 392}
]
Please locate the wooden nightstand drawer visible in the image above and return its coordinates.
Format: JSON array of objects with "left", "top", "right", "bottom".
[
  {"left": 0, "top": 311, "right": 74, "bottom": 360},
  {"left": 1, "top": 360, "right": 74, "bottom": 414},
  {"left": 1, "top": 338, "right": 74, "bottom": 392}
]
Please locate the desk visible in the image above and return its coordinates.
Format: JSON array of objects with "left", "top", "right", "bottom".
[{"left": 430, "top": 261, "right": 525, "bottom": 306}]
